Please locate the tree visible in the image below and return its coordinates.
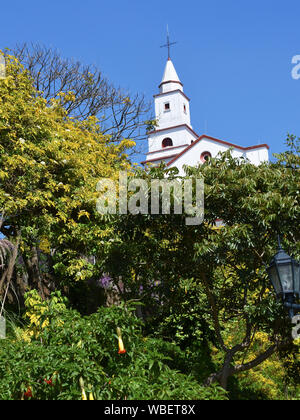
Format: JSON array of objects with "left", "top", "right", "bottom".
[
  {"left": 11, "top": 43, "right": 152, "bottom": 146},
  {"left": 99, "top": 139, "right": 299, "bottom": 391},
  {"left": 0, "top": 214, "right": 17, "bottom": 316},
  {"left": 0, "top": 52, "right": 133, "bottom": 301}
]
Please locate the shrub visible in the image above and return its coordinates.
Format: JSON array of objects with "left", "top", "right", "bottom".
[{"left": 0, "top": 291, "right": 227, "bottom": 400}]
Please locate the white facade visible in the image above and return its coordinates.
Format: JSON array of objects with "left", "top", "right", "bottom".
[
  {"left": 142, "top": 58, "right": 269, "bottom": 174},
  {"left": 154, "top": 90, "right": 191, "bottom": 130},
  {"left": 167, "top": 135, "right": 269, "bottom": 176}
]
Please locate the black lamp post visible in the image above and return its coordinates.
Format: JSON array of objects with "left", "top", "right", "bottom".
[{"left": 267, "top": 236, "right": 300, "bottom": 318}]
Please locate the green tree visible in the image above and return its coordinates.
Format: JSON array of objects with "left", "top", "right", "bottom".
[
  {"left": 0, "top": 52, "right": 133, "bottom": 301},
  {"left": 101, "top": 139, "right": 299, "bottom": 391}
]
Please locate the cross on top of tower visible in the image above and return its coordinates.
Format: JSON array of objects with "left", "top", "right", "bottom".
[{"left": 160, "top": 25, "right": 177, "bottom": 60}]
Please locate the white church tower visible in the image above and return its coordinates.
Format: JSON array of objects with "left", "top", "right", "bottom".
[
  {"left": 144, "top": 57, "right": 199, "bottom": 166},
  {"left": 142, "top": 34, "right": 269, "bottom": 172}
]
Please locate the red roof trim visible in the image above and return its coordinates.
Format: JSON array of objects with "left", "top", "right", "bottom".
[
  {"left": 147, "top": 143, "right": 189, "bottom": 155},
  {"left": 201, "top": 135, "right": 269, "bottom": 151},
  {"left": 154, "top": 89, "right": 190, "bottom": 102},
  {"left": 167, "top": 135, "right": 270, "bottom": 167},
  {"left": 141, "top": 153, "right": 178, "bottom": 165},
  {"left": 243, "top": 144, "right": 270, "bottom": 150},
  {"left": 147, "top": 124, "right": 199, "bottom": 138}
]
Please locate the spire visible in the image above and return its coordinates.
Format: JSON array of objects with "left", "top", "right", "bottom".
[
  {"left": 159, "top": 59, "right": 183, "bottom": 93},
  {"left": 161, "top": 59, "right": 181, "bottom": 84}
]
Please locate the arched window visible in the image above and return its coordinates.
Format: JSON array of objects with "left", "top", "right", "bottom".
[
  {"left": 200, "top": 151, "right": 211, "bottom": 163},
  {"left": 162, "top": 138, "right": 173, "bottom": 148}
]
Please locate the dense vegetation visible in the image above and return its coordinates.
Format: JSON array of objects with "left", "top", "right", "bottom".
[{"left": 0, "top": 52, "right": 299, "bottom": 400}]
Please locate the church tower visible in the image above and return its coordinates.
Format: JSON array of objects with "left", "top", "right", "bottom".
[
  {"left": 144, "top": 58, "right": 199, "bottom": 166},
  {"left": 142, "top": 33, "right": 269, "bottom": 170}
]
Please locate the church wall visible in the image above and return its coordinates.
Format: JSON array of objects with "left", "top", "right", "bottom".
[
  {"left": 245, "top": 148, "right": 269, "bottom": 165},
  {"left": 148, "top": 125, "right": 198, "bottom": 155},
  {"left": 168, "top": 138, "right": 233, "bottom": 175},
  {"left": 168, "top": 137, "right": 268, "bottom": 176}
]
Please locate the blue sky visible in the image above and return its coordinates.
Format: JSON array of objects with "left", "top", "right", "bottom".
[{"left": 1, "top": 0, "right": 300, "bottom": 161}]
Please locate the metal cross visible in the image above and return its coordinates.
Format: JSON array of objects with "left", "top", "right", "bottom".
[{"left": 160, "top": 26, "right": 177, "bottom": 59}]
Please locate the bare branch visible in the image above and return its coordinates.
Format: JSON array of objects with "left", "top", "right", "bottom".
[{"left": 12, "top": 43, "right": 152, "bottom": 143}]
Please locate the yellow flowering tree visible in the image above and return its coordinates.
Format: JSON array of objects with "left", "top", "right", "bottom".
[{"left": 0, "top": 52, "right": 133, "bottom": 298}]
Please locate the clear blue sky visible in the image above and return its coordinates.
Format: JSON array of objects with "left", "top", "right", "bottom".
[{"left": 1, "top": 0, "right": 300, "bottom": 161}]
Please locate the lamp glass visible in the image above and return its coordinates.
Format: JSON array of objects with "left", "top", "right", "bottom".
[
  {"left": 268, "top": 265, "right": 281, "bottom": 295},
  {"left": 294, "top": 263, "right": 300, "bottom": 296},
  {"left": 277, "top": 263, "right": 293, "bottom": 293}
]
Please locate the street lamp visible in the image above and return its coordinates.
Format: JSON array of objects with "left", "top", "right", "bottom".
[{"left": 267, "top": 236, "right": 300, "bottom": 318}]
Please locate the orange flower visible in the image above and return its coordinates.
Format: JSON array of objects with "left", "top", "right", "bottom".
[
  {"left": 118, "top": 337, "right": 126, "bottom": 354},
  {"left": 117, "top": 327, "right": 126, "bottom": 354}
]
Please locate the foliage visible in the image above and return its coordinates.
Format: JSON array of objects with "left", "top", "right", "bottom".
[
  {"left": 0, "top": 52, "right": 133, "bottom": 300},
  {"left": 215, "top": 322, "right": 299, "bottom": 400},
  {"left": 0, "top": 50, "right": 299, "bottom": 400},
  {"left": 0, "top": 291, "right": 227, "bottom": 400},
  {"left": 151, "top": 278, "right": 212, "bottom": 345},
  {"left": 99, "top": 138, "right": 300, "bottom": 391}
]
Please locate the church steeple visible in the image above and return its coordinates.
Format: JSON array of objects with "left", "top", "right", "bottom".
[
  {"left": 143, "top": 55, "right": 198, "bottom": 165},
  {"left": 142, "top": 31, "right": 199, "bottom": 166},
  {"left": 154, "top": 58, "right": 191, "bottom": 130},
  {"left": 142, "top": 32, "right": 269, "bottom": 168},
  {"left": 159, "top": 58, "right": 183, "bottom": 93}
]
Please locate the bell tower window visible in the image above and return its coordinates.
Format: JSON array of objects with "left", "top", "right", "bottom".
[
  {"left": 162, "top": 138, "right": 173, "bottom": 148},
  {"left": 164, "top": 102, "right": 170, "bottom": 111}
]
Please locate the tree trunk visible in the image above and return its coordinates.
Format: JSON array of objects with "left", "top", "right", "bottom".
[
  {"left": 219, "top": 354, "right": 233, "bottom": 390},
  {"left": 205, "top": 344, "right": 279, "bottom": 391},
  {"left": 205, "top": 351, "right": 235, "bottom": 390},
  {"left": 22, "top": 246, "right": 45, "bottom": 299}
]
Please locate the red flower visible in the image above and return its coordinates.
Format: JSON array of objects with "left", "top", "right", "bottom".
[
  {"left": 44, "top": 378, "right": 53, "bottom": 386},
  {"left": 24, "top": 387, "right": 32, "bottom": 398}
]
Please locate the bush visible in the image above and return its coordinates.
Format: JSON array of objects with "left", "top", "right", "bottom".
[{"left": 0, "top": 291, "right": 227, "bottom": 400}]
